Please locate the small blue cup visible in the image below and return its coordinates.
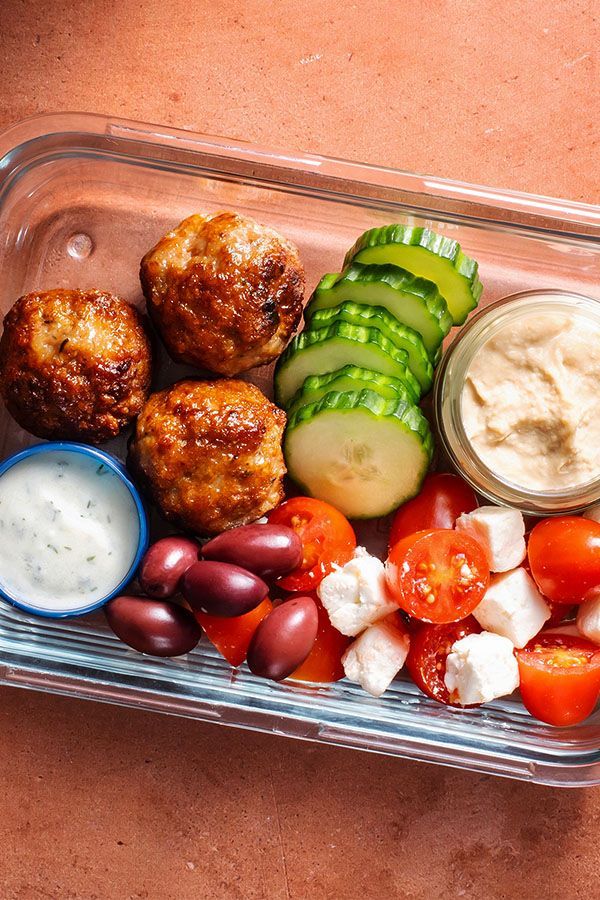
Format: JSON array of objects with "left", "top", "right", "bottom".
[{"left": 0, "top": 442, "right": 148, "bottom": 618}]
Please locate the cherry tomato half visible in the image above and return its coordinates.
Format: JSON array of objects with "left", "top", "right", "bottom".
[
  {"left": 546, "top": 599, "right": 576, "bottom": 629},
  {"left": 288, "top": 592, "right": 351, "bottom": 683},
  {"left": 406, "top": 616, "right": 482, "bottom": 705},
  {"left": 528, "top": 517, "right": 600, "bottom": 603},
  {"left": 386, "top": 529, "right": 490, "bottom": 624},
  {"left": 516, "top": 633, "right": 600, "bottom": 726},
  {"left": 268, "top": 497, "right": 356, "bottom": 592},
  {"left": 389, "top": 473, "right": 478, "bottom": 549},
  {"left": 195, "top": 597, "right": 272, "bottom": 667},
  {"left": 522, "top": 539, "right": 574, "bottom": 629}
]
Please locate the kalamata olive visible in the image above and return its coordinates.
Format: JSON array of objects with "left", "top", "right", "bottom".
[
  {"left": 247, "top": 595, "right": 319, "bottom": 681},
  {"left": 138, "top": 536, "right": 200, "bottom": 598},
  {"left": 182, "top": 560, "right": 268, "bottom": 617},
  {"left": 105, "top": 595, "right": 202, "bottom": 657},
  {"left": 202, "top": 524, "right": 302, "bottom": 579}
]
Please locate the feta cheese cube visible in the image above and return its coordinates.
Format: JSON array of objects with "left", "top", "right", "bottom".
[
  {"left": 472, "top": 567, "right": 550, "bottom": 648},
  {"left": 342, "top": 614, "right": 410, "bottom": 697},
  {"left": 444, "top": 632, "right": 519, "bottom": 706},
  {"left": 455, "top": 506, "right": 526, "bottom": 573},
  {"left": 577, "top": 593, "right": 600, "bottom": 644},
  {"left": 583, "top": 504, "right": 600, "bottom": 524},
  {"left": 318, "top": 547, "right": 397, "bottom": 636}
]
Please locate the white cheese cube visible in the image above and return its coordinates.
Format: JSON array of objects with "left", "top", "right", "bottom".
[
  {"left": 342, "top": 614, "right": 410, "bottom": 697},
  {"left": 318, "top": 547, "right": 397, "bottom": 636},
  {"left": 577, "top": 593, "right": 600, "bottom": 644},
  {"left": 472, "top": 567, "right": 550, "bottom": 648},
  {"left": 444, "top": 632, "right": 519, "bottom": 706},
  {"left": 583, "top": 504, "right": 600, "bottom": 524},
  {"left": 455, "top": 506, "right": 526, "bottom": 572}
]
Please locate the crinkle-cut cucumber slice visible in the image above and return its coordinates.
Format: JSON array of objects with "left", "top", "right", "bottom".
[
  {"left": 284, "top": 389, "right": 434, "bottom": 519},
  {"left": 305, "top": 301, "right": 433, "bottom": 393},
  {"left": 307, "top": 262, "right": 452, "bottom": 357},
  {"left": 286, "top": 364, "right": 417, "bottom": 417},
  {"left": 344, "top": 225, "right": 482, "bottom": 325},
  {"left": 274, "top": 322, "right": 421, "bottom": 408}
]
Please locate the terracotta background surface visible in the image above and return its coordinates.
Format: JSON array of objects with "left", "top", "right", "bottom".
[{"left": 1, "top": 2, "right": 599, "bottom": 898}]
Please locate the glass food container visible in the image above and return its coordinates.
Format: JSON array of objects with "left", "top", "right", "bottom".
[
  {"left": 1, "top": 113, "right": 600, "bottom": 786},
  {"left": 434, "top": 290, "right": 600, "bottom": 515}
]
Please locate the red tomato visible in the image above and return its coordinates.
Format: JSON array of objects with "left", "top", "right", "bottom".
[
  {"left": 386, "top": 529, "right": 490, "bottom": 624},
  {"left": 196, "top": 597, "right": 272, "bottom": 667},
  {"left": 406, "top": 617, "right": 482, "bottom": 705},
  {"left": 389, "top": 473, "right": 478, "bottom": 549},
  {"left": 528, "top": 517, "right": 600, "bottom": 603},
  {"left": 268, "top": 497, "right": 356, "bottom": 592},
  {"left": 288, "top": 592, "right": 351, "bottom": 683},
  {"left": 523, "top": 547, "right": 573, "bottom": 628},
  {"left": 516, "top": 633, "right": 600, "bottom": 726},
  {"left": 546, "top": 599, "right": 576, "bottom": 629}
]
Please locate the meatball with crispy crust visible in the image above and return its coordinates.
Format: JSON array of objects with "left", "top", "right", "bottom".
[
  {"left": 0, "top": 289, "right": 152, "bottom": 443},
  {"left": 140, "top": 212, "right": 305, "bottom": 375},
  {"left": 128, "top": 379, "right": 286, "bottom": 534}
]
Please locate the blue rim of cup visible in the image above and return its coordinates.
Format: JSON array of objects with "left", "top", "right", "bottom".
[{"left": 0, "top": 441, "right": 149, "bottom": 619}]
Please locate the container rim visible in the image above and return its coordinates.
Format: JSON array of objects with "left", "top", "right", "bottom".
[{"left": 1, "top": 111, "right": 600, "bottom": 235}]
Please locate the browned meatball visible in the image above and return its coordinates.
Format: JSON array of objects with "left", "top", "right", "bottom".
[
  {"left": 140, "top": 212, "right": 305, "bottom": 376},
  {"left": 128, "top": 379, "right": 286, "bottom": 534},
  {"left": 0, "top": 289, "right": 152, "bottom": 443}
]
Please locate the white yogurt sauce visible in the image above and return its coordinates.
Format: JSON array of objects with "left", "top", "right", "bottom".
[{"left": 0, "top": 450, "right": 139, "bottom": 611}]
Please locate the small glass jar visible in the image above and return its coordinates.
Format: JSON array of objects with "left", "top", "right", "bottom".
[{"left": 434, "top": 289, "right": 600, "bottom": 516}]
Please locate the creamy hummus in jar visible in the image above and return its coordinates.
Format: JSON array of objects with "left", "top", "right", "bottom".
[{"left": 461, "top": 311, "right": 600, "bottom": 492}]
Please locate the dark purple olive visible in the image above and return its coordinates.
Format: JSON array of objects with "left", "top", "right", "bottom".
[
  {"left": 105, "top": 595, "right": 201, "bottom": 657},
  {"left": 247, "top": 596, "right": 318, "bottom": 681},
  {"left": 139, "top": 537, "right": 200, "bottom": 599},
  {"left": 182, "top": 560, "right": 268, "bottom": 617},
  {"left": 202, "top": 524, "right": 302, "bottom": 580}
]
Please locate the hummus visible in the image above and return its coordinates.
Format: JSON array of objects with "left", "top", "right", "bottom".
[{"left": 461, "top": 311, "right": 600, "bottom": 492}]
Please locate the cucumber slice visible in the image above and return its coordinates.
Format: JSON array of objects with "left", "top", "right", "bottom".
[
  {"left": 307, "top": 263, "right": 452, "bottom": 357},
  {"left": 306, "top": 301, "right": 433, "bottom": 393},
  {"left": 274, "top": 322, "right": 421, "bottom": 408},
  {"left": 285, "top": 389, "right": 434, "bottom": 519},
  {"left": 344, "top": 225, "right": 482, "bottom": 325},
  {"left": 286, "top": 364, "right": 416, "bottom": 417}
]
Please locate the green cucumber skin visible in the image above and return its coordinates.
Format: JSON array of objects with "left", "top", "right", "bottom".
[
  {"left": 274, "top": 321, "right": 422, "bottom": 407},
  {"left": 286, "top": 365, "right": 417, "bottom": 417},
  {"left": 307, "top": 262, "right": 453, "bottom": 356},
  {"left": 311, "top": 271, "right": 339, "bottom": 293},
  {"left": 287, "top": 389, "right": 434, "bottom": 455},
  {"left": 343, "top": 225, "right": 483, "bottom": 325},
  {"left": 305, "top": 301, "right": 433, "bottom": 392},
  {"left": 285, "top": 389, "right": 434, "bottom": 518}
]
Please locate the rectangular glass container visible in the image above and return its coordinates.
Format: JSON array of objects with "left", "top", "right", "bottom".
[{"left": 1, "top": 112, "right": 599, "bottom": 786}]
